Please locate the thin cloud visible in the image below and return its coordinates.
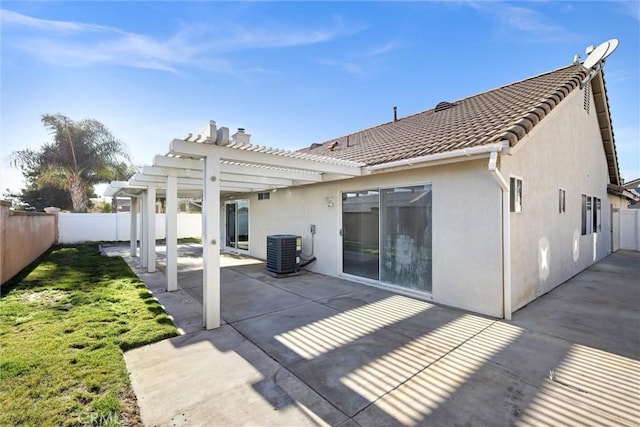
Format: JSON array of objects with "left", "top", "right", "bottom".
[
  {"left": 317, "top": 58, "right": 363, "bottom": 75},
  {"left": 613, "top": 0, "right": 640, "bottom": 21},
  {"left": 0, "top": 8, "right": 116, "bottom": 33},
  {"left": 0, "top": 9, "right": 357, "bottom": 74},
  {"left": 467, "top": 2, "right": 580, "bottom": 43},
  {"left": 366, "top": 41, "right": 399, "bottom": 57}
]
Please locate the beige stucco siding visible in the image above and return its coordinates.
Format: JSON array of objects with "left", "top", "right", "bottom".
[
  {"left": 501, "top": 85, "right": 612, "bottom": 311},
  {"left": 226, "top": 159, "right": 504, "bottom": 318}
]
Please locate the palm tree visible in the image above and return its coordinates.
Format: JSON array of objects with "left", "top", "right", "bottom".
[{"left": 12, "top": 114, "right": 131, "bottom": 213}]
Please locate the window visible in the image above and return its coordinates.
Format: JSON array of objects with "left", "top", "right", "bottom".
[
  {"left": 581, "top": 194, "right": 592, "bottom": 235},
  {"left": 257, "top": 192, "right": 270, "bottom": 200},
  {"left": 593, "top": 197, "right": 601, "bottom": 232},
  {"left": 559, "top": 188, "right": 566, "bottom": 214},
  {"left": 510, "top": 177, "right": 523, "bottom": 213}
]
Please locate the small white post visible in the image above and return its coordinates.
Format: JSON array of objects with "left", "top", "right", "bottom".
[
  {"left": 202, "top": 154, "right": 221, "bottom": 329},
  {"left": 166, "top": 175, "right": 178, "bottom": 291},
  {"left": 141, "top": 192, "right": 148, "bottom": 268},
  {"left": 146, "top": 185, "right": 157, "bottom": 273},
  {"left": 130, "top": 197, "right": 138, "bottom": 257}
]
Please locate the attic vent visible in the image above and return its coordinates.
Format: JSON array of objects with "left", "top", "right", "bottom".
[
  {"left": 434, "top": 101, "right": 457, "bottom": 112},
  {"left": 310, "top": 143, "right": 322, "bottom": 149},
  {"left": 583, "top": 82, "right": 591, "bottom": 114}
]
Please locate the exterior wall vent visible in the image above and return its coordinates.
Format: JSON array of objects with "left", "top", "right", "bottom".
[
  {"left": 266, "top": 235, "right": 301, "bottom": 274},
  {"left": 583, "top": 82, "right": 591, "bottom": 114},
  {"left": 434, "top": 101, "right": 457, "bottom": 112}
]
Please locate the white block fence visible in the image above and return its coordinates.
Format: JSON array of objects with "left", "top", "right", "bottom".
[
  {"left": 58, "top": 213, "right": 202, "bottom": 244},
  {"left": 620, "top": 209, "right": 640, "bottom": 251}
]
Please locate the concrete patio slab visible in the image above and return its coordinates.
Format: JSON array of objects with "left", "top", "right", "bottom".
[
  {"left": 221, "top": 277, "right": 311, "bottom": 323},
  {"left": 126, "top": 326, "right": 347, "bottom": 426},
  {"left": 110, "top": 245, "right": 639, "bottom": 427},
  {"left": 233, "top": 302, "right": 342, "bottom": 366},
  {"left": 511, "top": 250, "right": 640, "bottom": 359}
]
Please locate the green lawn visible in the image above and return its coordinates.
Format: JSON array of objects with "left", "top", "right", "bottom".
[{"left": 0, "top": 244, "right": 179, "bottom": 426}]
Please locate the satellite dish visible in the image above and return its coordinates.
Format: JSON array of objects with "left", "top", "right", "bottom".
[
  {"left": 583, "top": 39, "right": 619, "bottom": 70},
  {"left": 580, "top": 38, "right": 619, "bottom": 88}
]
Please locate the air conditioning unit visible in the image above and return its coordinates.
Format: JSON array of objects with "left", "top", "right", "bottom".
[{"left": 267, "top": 235, "right": 301, "bottom": 274}]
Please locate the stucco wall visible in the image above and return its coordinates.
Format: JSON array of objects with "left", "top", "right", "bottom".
[
  {"left": 1, "top": 201, "right": 57, "bottom": 285},
  {"left": 226, "top": 159, "right": 504, "bottom": 317},
  {"left": 501, "top": 85, "right": 613, "bottom": 311}
]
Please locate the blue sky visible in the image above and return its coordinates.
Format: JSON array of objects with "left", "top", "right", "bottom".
[{"left": 1, "top": 1, "right": 639, "bottom": 195}]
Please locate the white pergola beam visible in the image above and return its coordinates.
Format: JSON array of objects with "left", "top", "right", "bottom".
[
  {"left": 202, "top": 154, "right": 221, "bottom": 330},
  {"left": 140, "top": 192, "right": 148, "bottom": 268},
  {"left": 130, "top": 173, "right": 202, "bottom": 187},
  {"left": 143, "top": 165, "right": 295, "bottom": 188},
  {"left": 221, "top": 163, "right": 323, "bottom": 183},
  {"left": 153, "top": 155, "right": 203, "bottom": 170},
  {"left": 146, "top": 185, "right": 157, "bottom": 273},
  {"left": 130, "top": 197, "right": 138, "bottom": 257},
  {"left": 166, "top": 175, "right": 178, "bottom": 291},
  {"left": 155, "top": 153, "right": 325, "bottom": 183},
  {"left": 170, "top": 139, "right": 363, "bottom": 177}
]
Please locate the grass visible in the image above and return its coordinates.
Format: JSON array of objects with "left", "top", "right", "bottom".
[{"left": 0, "top": 244, "right": 179, "bottom": 426}]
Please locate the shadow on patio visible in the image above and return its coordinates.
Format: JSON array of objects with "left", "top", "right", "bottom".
[{"left": 114, "top": 245, "right": 639, "bottom": 426}]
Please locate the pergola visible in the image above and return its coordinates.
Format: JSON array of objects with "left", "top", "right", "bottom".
[{"left": 106, "top": 121, "right": 364, "bottom": 329}]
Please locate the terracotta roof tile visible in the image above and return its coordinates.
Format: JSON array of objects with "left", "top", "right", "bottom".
[{"left": 300, "top": 64, "right": 588, "bottom": 165}]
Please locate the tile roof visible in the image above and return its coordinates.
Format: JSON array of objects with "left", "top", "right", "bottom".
[{"left": 300, "top": 64, "right": 589, "bottom": 166}]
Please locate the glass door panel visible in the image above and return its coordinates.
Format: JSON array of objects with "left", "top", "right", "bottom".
[
  {"left": 380, "top": 185, "right": 432, "bottom": 292},
  {"left": 342, "top": 190, "right": 379, "bottom": 280},
  {"left": 225, "top": 200, "right": 250, "bottom": 252},
  {"left": 225, "top": 202, "right": 237, "bottom": 248},
  {"left": 237, "top": 201, "right": 249, "bottom": 251}
]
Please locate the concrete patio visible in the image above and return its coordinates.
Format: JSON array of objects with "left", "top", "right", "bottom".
[{"left": 107, "top": 245, "right": 640, "bottom": 426}]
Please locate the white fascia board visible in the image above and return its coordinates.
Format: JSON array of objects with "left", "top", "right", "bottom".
[
  {"left": 169, "top": 139, "right": 363, "bottom": 177},
  {"left": 366, "top": 142, "right": 509, "bottom": 173}
]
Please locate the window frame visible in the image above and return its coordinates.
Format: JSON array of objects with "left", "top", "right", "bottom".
[{"left": 510, "top": 176, "right": 523, "bottom": 213}]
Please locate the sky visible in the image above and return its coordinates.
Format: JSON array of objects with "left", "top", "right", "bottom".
[{"left": 1, "top": 1, "right": 639, "bottom": 197}]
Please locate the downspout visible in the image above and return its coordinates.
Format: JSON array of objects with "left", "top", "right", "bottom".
[{"left": 488, "top": 150, "right": 512, "bottom": 320}]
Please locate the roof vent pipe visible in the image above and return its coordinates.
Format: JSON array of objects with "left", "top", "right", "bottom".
[{"left": 393, "top": 106, "right": 398, "bottom": 122}]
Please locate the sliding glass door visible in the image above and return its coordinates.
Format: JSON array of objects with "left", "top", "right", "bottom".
[
  {"left": 342, "top": 184, "right": 432, "bottom": 293},
  {"left": 225, "top": 200, "right": 249, "bottom": 252},
  {"left": 342, "top": 191, "right": 380, "bottom": 280},
  {"left": 380, "top": 185, "right": 432, "bottom": 292}
]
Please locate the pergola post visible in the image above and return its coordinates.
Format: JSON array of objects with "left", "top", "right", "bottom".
[
  {"left": 130, "top": 197, "right": 138, "bottom": 257},
  {"left": 166, "top": 175, "right": 178, "bottom": 291},
  {"left": 202, "top": 153, "right": 221, "bottom": 329},
  {"left": 146, "top": 185, "right": 157, "bottom": 273},
  {"left": 140, "top": 191, "right": 148, "bottom": 268}
]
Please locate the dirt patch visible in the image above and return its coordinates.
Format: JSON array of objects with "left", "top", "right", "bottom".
[{"left": 121, "top": 385, "right": 143, "bottom": 427}]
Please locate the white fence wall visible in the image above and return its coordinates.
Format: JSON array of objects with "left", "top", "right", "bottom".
[
  {"left": 58, "top": 213, "right": 202, "bottom": 244},
  {"left": 620, "top": 209, "right": 640, "bottom": 251}
]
